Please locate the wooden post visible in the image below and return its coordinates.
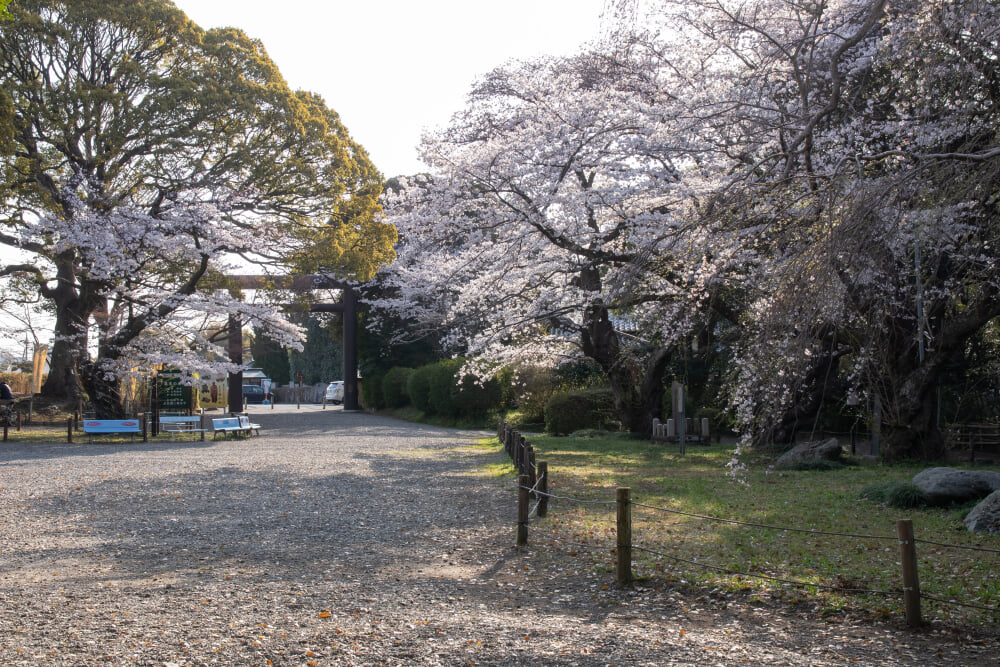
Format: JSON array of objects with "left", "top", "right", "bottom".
[
  {"left": 897, "top": 519, "right": 922, "bottom": 627},
  {"left": 616, "top": 487, "right": 633, "bottom": 587},
  {"left": 67, "top": 417, "right": 73, "bottom": 444},
  {"left": 141, "top": 413, "right": 148, "bottom": 442},
  {"left": 16, "top": 410, "right": 21, "bottom": 432},
  {"left": 528, "top": 446, "right": 537, "bottom": 494},
  {"left": 340, "top": 287, "right": 360, "bottom": 411},
  {"left": 537, "top": 461, "right": 549, "bottom": 518},
  {"left": 517, "top": 474, "right": 529, "bottom": 547},
  {"left": 226, "top": 312, "right": 244, "bottom": 415},
  {"left": 873, "top": 394, "right": 881, "bottom": 457},
  {"left": 2, "top": 422, "right": 7, "bottom": 442},
  {"left": 150, "top": 377, "right": 158, "bottom": 436}
]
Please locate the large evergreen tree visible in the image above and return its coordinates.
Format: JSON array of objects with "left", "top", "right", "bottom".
[
  {"left": 0, "top": 0, "right": 394, "bottom": 414},
  {"left": 289, "top": 314, "right": 343, "bottom": 385}
]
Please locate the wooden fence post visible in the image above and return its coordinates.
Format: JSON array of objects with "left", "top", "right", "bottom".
[
  {"left": 897, "top": 519, "right": 922, "bottom": 627},
  {"left": 2, "top": 422, "right": 7, "bottom": 442},
  {"left": 537, "top": 461, "right": 549, "bottom": 518},
  {"left": 517, "top": 474, "right": 530, "bottom": 547},
  {"left": 527, "top": 446, "right": 537, "bottom": 493},
  {"left": 67, "top": 417, "right": 73, "bottom": 444},
  {"left": 142, "top": 413, "right": 148, "bottom": 442},
  {"left": 616, "top": 487, "right": 633, "bottom": 587},
  {"left": 16, "top": 410, "right": 22, "bottom": 432}
]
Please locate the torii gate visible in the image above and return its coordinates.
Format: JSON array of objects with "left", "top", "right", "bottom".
[{"left": 229, "top": 275, "right": 360, "bottom": 413}]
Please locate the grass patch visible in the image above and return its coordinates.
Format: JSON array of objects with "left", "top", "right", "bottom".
[
  {"left": 860, "top": 481, "right": 927, "bottom": 508},
  {"left": 498, "top": 431, "right": 1000, "bottom": 628}
]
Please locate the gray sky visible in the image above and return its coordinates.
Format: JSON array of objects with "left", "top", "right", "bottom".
[{"left": 174, "top": 0, "right": 608, "bottom": 176}]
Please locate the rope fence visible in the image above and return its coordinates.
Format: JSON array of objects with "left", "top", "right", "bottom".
[{"left": 497, "top": 419, "right": 1000, "bottom": 628}]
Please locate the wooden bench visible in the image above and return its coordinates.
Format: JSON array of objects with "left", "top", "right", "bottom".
[
  {"left": 159, "top": 415, "right": 207, "bottom": 440},
  {"left": 83, "top": 419, "right": 143, "bottom": 443},
  {"left": 946, "top": 423, "right": 1000, "bottom": 463},
  {"left": 212, "top": 416, "right": 251, "bottom": 439}
]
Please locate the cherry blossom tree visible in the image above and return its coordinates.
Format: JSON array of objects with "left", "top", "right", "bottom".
[
  {"left": 378, "top": 0, "right": 1000, "bottom": 460},
  {"left": 375, "top": 50, "right": 724, "bottom": 433},
  {"left": 0, "top": 0, "right": 392, "bottom": 413},
  {"left": 651, "top": 0, "right": 1000, "bottom": 459}
]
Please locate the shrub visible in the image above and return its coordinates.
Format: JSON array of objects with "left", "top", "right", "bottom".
[
  {"left": 381, "top": 367, "right": 413, "bottom": 408},
  {"left": 861, "top": 481, "right": 927, "bottom": 508},
  {"left": 452, "top": 364, "right": 504, "bottom": 418},
  {"left": 544, "top": 387, "right": 619, "bottom": 435},
  {"left": 407, "top": 364, "right": 435, "bottom": 414},
  {"left": 427, "top": 358, "right": 463, "bottom": 416},
  {"left": 360, "top": 374, "right": 384, "bottom": 410},
  {"left": 510, "top": 365, "right": 557, "bottom": 425},
  {"left": 885, "top": 482, "right": 928, "bottom": 509}
]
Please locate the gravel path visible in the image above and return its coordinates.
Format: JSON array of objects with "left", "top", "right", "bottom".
[{"left": 0, "top": 405, "right": 996, "bottom": 666}]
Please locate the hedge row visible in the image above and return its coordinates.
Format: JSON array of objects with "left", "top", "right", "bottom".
[
  {"left": 543, "top": 386, "right": 618, "bottom": 435},
  {"left": 362, "top": 359, "right": 504, "bottom": 419},
  {"left": 361, "top": 360, "right": 626, "bottom": 435}
]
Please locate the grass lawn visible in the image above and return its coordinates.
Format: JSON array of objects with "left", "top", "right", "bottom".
[
  {"left": 0, "top": 426, "right": 206, "bottom": 444},
  {"left": 495, "top": 431, "right": 1000, "bottom": 629}
]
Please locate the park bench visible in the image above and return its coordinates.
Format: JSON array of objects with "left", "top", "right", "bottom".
[
  {"left": 239, "top": 414, "right": 261, "bottom": 436},
  {"left": 212, "top": 416, "right": 252, "bottom": 439},
  {"left": 83, "top": 419, "right": 143, "bottom": 443},
  {"left": 945, "top": 423, "right": 1000, "bottom": 463},
  {"left": 159, "top": 415, "right": 206, "bottom": 440}
]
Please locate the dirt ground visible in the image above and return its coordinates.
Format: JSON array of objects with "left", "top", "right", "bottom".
[{"left": 0, "top": 405, "right": 996, "bottom": 665}]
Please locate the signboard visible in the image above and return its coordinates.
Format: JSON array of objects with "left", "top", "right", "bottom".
[
  {"left": 158, "top": 373, "right": 191, "bottom": 412},
  {"left": 198, "top": 376, "right": 228, "bottom": 410}
]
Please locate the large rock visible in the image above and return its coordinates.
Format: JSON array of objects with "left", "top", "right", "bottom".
[
  {"left": 965, "top": 490, "right": 1000, "bottom": 535},
  {"left": 912, "top": 467, "right": 1000, "bottom": 506},
  {"left": 775, "top": 438, "right": 844, "bottom": 468}
]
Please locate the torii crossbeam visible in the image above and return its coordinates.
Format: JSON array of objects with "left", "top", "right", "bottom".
[{"left": 229, "top": 275, "right": 360, "bottom": 413}]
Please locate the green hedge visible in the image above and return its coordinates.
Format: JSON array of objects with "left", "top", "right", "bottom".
[
  {"left": 400, "top": 358, "right": 506, "bottom": 419},
  {"left": 452, "top": 364, "right": 505, "bottom": 418},
  {"left": 544, "top": 387, "right": 619, "bottom": 435},
  {"left": 407, "top": 364, "right": 434, "bottom": 413},
  {"left": 381, "top": 367, "right": 413, "bottom": 408},
  {"left": 360, "top": 375, "right": 384, "bottom": 410},
  {"left": 427, "top": 358, "right": 463, "bottom": 416}
]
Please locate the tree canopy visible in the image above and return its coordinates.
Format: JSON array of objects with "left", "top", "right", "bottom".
[
  {"left": 0, "top": 0, "right": 395, "bottom": 414},
  {"left": 374, "top": 0, "right": 1000, "bottom": 459}
]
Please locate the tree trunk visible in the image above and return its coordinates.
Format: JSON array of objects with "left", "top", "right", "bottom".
[
  {"left": 764, "top": 348, "right": 846, "bottom": 446},
  {"left": 39, "top": 293, "right": 89, "bottom": 402},
  {"left": 80, "top": 359, "right": 125, "bottom": 419},
  {"left": 578, "top": 270, "right": 672, "bottom": 434},
  {"left": 874, "top": 296, "right": 999, "bottom": 461},
  {"left": 879, "top": 359, "right": 947, "bottom": 461}
]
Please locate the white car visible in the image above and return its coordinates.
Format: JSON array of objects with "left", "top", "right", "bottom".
[{"left": 324, "top": 381, "right": 345, "bottom": 404}]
